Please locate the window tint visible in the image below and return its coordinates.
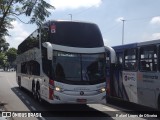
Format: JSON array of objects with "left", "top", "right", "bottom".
[
  {"left": 21, "top": 61, "right": 40, "bottom": 75},
  {"left": 18, "top": 30, "right": 39, "bottom": 54},
  {"left": 140, "top": 45, "right": 157, "bottom": 72},
  {"left": 41, "top": 27, "right": 49, "bottom": 43},
  {"left": 124, "top": 49, "right": 137, "bottom": 71},
  {"left": 50, "top": 22, "right": 104, "bottom": 48},
  {"left": 52, "top": 51, "right": 106, "bottom": 85}
]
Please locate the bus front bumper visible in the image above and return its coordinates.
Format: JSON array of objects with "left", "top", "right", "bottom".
[{"left": 47, "top": 91, "right": 106, "bottom": 104}]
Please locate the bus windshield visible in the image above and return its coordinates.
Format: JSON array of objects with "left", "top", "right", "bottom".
[
  {"left": 50, "top": 22, "right": 104, "bottom": 48},
  {"left": 52, "top": 51, "right": 106, "bottom": 85}
]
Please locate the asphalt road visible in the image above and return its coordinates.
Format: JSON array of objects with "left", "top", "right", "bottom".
[{"left": 0, "top": 72, "right": 159, "bottom": 120}]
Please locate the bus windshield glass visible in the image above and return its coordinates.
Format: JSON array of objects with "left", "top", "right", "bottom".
[
  {"left": 52, "top": 51, "right": 106, "bottom": 85},
  {"left": 50, "top": 22, "right": 104, "bottom": 48}
]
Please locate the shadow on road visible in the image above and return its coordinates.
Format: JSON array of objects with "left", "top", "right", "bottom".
[
  {"left": 106, "top": 97, "right": 160, "bottom": 118},
  {"left": 11, "top": 87, "right": 114, "bottom": 118}
]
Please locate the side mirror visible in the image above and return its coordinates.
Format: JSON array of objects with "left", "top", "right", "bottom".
[{"left": 42, "top": 42, "right": 53, "bottom": 60}]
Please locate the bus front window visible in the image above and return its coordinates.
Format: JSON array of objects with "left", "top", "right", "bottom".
[
  {"left": 52, "top": 51, "right": 106, "bottom": 85},
  {"left": 82, "top": 54, "right": 105, "bottom": 81}
]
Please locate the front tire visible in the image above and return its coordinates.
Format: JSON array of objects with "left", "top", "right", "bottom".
[
  {"left": 32, "top": 81, "right": 37, "bottom": 99},
  {"left": 36, "top": 82, "right": 42, "bottom": 103},
  {"left": 18, "top": 79, "right": 22, "bottom": 89},
  {"left": 37, "top": 89, "right": 42, "bottom": 102}
]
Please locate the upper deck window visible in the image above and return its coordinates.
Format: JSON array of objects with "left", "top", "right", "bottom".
[{"left": 50, "top": 22, "right": 104, "bottom": 48}]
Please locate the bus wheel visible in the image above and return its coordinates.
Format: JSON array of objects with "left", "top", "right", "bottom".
[
  {"left": 32, "top": 82, "right": 36, "bottom": 99},
  {"left": 36, "top": 83, "right": 42, "bottom": 102},
  {"left": 18, "top": 79, "right": 21, "bottom": 89},
  {"left": 37, "top": 89, "right": 42, "bottom": 102}
]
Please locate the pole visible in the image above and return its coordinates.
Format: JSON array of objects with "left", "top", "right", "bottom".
[
  {"left": 121, "top": 19, "right": 125, "bottom": 45},
  {"left": 68, "top": 14, "right": 72, "bottom": 21}
]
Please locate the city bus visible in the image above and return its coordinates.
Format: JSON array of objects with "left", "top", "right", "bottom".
[
  {"left": 109, "top": 40, "right": 160, "bottom": 109},
  {"left": 16, "top": 20, "right": 116, "bottom": 104}
]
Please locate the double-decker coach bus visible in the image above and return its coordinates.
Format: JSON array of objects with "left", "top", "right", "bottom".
[
  {"left": 109, "top": 40, "right": 160, "bottom": 109},
  {"left": 16, "top": 20, "right": 116, "bottom": 104}
]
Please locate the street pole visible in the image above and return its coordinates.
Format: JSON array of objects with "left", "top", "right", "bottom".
[
  {"left": 121, "top": 19, "right": 125, "bottom": 45},
  {"left": 68, "top": 14, "right": 72, "bottom": 21}
]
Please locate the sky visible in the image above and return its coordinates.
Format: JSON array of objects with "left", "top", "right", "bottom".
[{"left": 6, "top": 0, "right": 160, "bottom": 48}]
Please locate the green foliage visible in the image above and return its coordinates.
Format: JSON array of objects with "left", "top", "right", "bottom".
[
  {"left": 0, "top": 47, "right": 17, "bottom": 68},
  {"left": 6, "top": 47, "right": 17, "bottom": 65},
  {"left": 0, "top": 52, "right": 7, "bottom": 68},
  {"left": 0, "top": 39, "right": 10, "bottom": 52},
  {"left": 0, "top": 0, "right": 55, "bottom": 38}
]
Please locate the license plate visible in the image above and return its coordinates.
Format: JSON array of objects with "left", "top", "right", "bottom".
[{"left": 76, "top": 99, "right": 87, "bottom": 103}]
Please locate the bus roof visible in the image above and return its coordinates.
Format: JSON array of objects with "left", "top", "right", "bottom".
[
  {"left": 44, "top": 20, "right": 96, "bottom": 25},
  {"left": 112, "top": 43, "right": 137, "bottom": 52},
  {"left": 137, "top": 39, "right": 160, "bottom": 46}
]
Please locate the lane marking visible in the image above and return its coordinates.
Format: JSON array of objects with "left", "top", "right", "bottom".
[
  {"left": 103, "top": 106, "right": 119, "bottom": 111},
  {"left": 40, "top": 117, "right": 46, "bottom": 120},
  {"left": 30, "top": 106, "right": 36, "bottom": 111},
  {"left": 25, "top": 100, "right": 30, "bottom": 105},
  {"left": 22, "top": 96, "right": 25, "bottom": 99}
]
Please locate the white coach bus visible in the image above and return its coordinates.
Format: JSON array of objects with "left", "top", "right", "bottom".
[{"left": 16, "top": 20, "right": 116, "bottom": 104}]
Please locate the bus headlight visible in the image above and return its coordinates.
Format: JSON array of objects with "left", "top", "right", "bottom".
[
  {"left": 98, "top": 88, "right": 106, "bottom": 93},
  {"left": 54, "top": 87, "right": 62, "bottom": 92},
  {"left": 55, "top": 86, "right": 61, "bottom": 92}
]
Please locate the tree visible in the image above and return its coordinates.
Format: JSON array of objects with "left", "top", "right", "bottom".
[
  {"left": 0, "top": 52, "right": 8, "bottom": 69},
  {"left": 0, "top": 39, "right": 10, "bottom": 52},
  {"left": 0, "top": 52, "right": 5, "bottom": 67},
  {"left": 0, "top": 0, "right": 55, "bottom": 37},
  {"left": 6, "top": 47, "right": 17, "bottom": 67}
]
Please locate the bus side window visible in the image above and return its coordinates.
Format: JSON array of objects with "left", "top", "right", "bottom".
[
  {"left": 41, "top": 27, "right": 49, "bottom": 43},
  {"left": 124, "top": 48, "right": 137, "bottom": 71},
  {"left": 140, "top": 61, "right": 150, "bottom": 71},
  {"left": 140, "top": 45, "right": 157, "bottom": 72}
]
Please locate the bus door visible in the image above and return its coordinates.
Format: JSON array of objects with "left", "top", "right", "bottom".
[
  {"left": 105, "top": 47, "right": 116, "bottom": 97},
  {"left": 123, "top": 48, "right": 138, "bottom": 103},
  {"left": 107, "top": 50, "right": 124, "bottom": 98},
  {"left": 115, "top": 52, "right": 124, "bottom": 98},
  {"left": 113, "top": 51, "right": 130, "bottom": 101}
]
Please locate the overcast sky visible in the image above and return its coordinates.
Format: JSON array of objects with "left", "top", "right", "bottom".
[{"left": 6, "top": 0, "right": 160, "bottom": 48}]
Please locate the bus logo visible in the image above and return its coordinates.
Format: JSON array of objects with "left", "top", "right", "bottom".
[{"left": 80, "top": 91, "right": 84, "bottom": 96}]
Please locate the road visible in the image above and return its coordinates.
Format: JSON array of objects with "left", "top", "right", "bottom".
[{"left": 0, "top": 72, "right": 159, "bottom": 120}]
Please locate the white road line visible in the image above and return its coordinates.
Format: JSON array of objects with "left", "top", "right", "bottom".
[
  {"left": 25, "top": 100, "right": 30, "bottom": 105},
  {"left": 22, "top": 96, "right": 25, "bottom": 99},
  {"left": 30, "top": 106, "right": 36, "bottom": 111},
  {"left": 103, "top": 106, "right": 119, "bottom": 111},
  {"left": 40, "top": 117, "right": 46, "bottom": 120}
]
